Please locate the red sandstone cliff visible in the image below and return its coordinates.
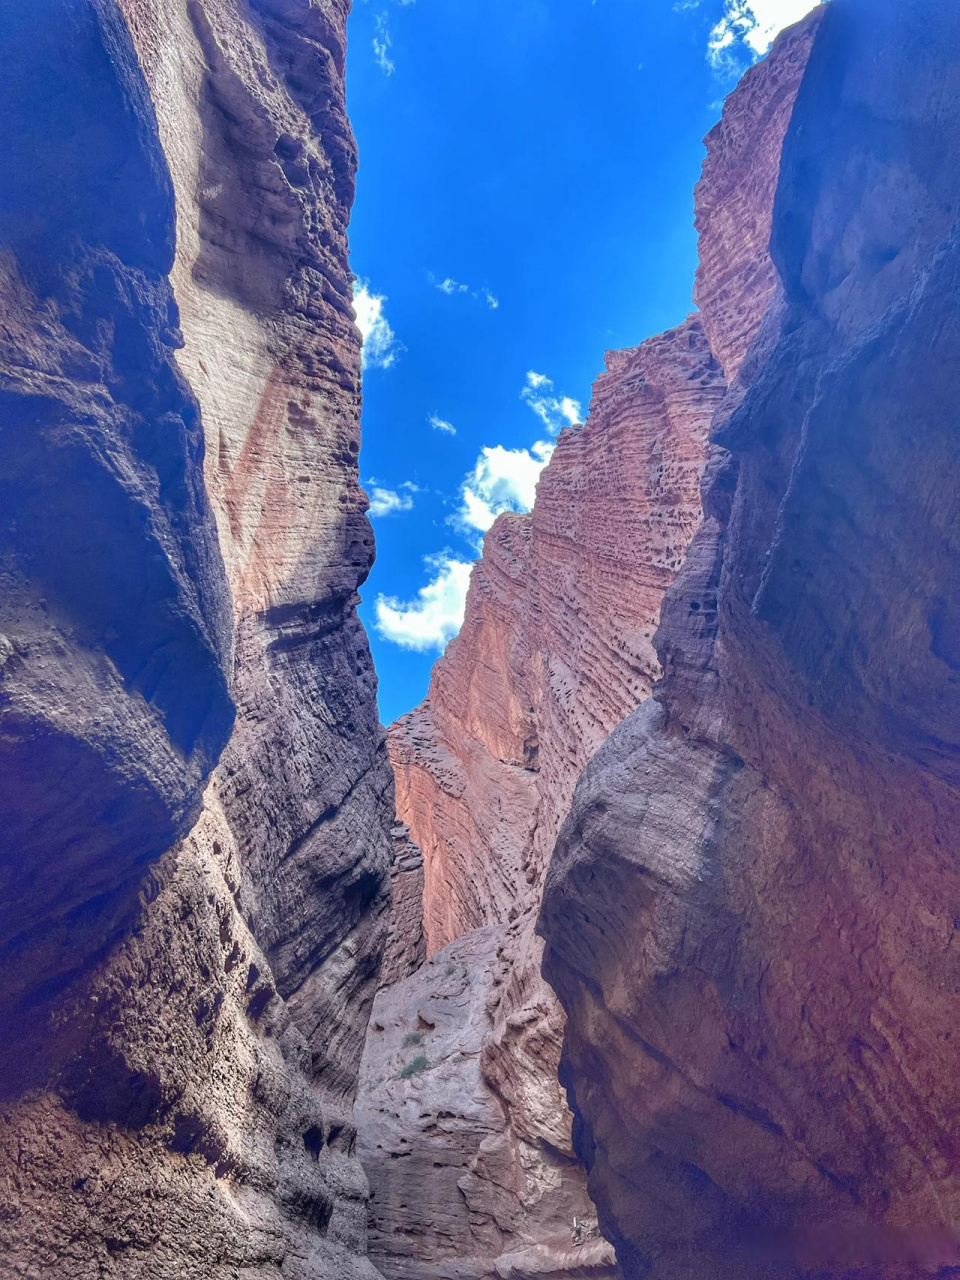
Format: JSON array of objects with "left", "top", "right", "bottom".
[
  {"left": 540, "top": 2, "right": 960, "bottom": 1276},
  {"left": 361, "top": 315, "right": 724, "bottom": 1279},
  {"left": 357, "top": 19, "right": 821, "bottom": 1277},
  {"left": 0, "top": 3, "right": 392, "bottom": 1276}
]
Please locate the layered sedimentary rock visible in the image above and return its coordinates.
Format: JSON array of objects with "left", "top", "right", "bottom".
[
  {"left": 0, "top": 2, "right": 392, "bottom": 1277},
  {"left": 0, "top": 0, "right": 235, "bottom": 1083},
  {"left": 364, "top": 284, "right": 724, "bottom": 1280},
  {"left": 361, "top": 14, "right": 820, "bottom": 1278},
  {"left": 693, "top": 10, "right": 823, "bottom": 383},
  {"left": 380, "top": 823, "right": 427, "bottom": 987},
  {"left": 540, "top": 2, "right": 960, "bottom": 1276}
]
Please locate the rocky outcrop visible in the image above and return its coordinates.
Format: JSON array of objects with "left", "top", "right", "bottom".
[
  {"left": 358, "top": 929, "right": 617, "bottom": 1280},
  {"left": 0, "top": 2, "right": 392, "bottom": 1277},
  {"left": 693, "top": 10, "right": 823, "bottom": 383},
  {"left": 0, "top": 0, "right": 235, "bottom": 1084},
  {"left": 380, "top": 823, "right": 428, "bottom": 987},
  {"left": 539, "top": 2, "right": 960, "bottom": 1277},
  {"left": 362, "top": 13, "right": 821, "bottom": 1279},
  {"left": 364, "top": 269, "right": 724, "bottom": 1280}
]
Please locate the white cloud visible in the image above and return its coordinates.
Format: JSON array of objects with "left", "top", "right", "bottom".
[
  {"left": 429, "top": 414, "right": 457, "bottom": 436},
  {"left": 456, "top": 439, "right": 554, "bottom": 538},
  {"left": 708, "top": 0, "right": 820, "bottom": 70},
  {"left": 521, "top": 370, "right": 582, "bottom": 434},
  {"left": 353, "top": 279, "right": 402, "bottom": 371},
  {"left": 367, "top": 486, "right": 415, "bottom": 518},
  {"left": 372, "top": 14, "right": 395, "bottom": 74},
  {"left": 374, "top": 553, "right": 474, "bottom": 652},
  {"left": 432, "top": 275, "right": 501, "bottom": 310}
]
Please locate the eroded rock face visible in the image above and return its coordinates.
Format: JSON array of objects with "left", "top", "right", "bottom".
[
  {"left": 365, "top": 320, "right": 726, "bottom": 1277},
  {"left": 693, "top": 8, "right": 824, "bottom": 383},
  {"left": 0, "top": 2, "right": 392, "bottom": 1276},
  {"left": 358, "top": 929, "right": 617, "bottom": 1280},
  {"left": 0, "top": 0, "right": 234, "bottom": 1083},
  {"left": 540, "top": 2, "right": 960, "bottom": 1276},
  {"left": 361, "top": 17, "right": 822, "bottom": 1278}
]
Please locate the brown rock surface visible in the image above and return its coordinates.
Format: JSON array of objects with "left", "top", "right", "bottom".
[
  {"left": 694, "top": 8, "right": 823, "bottom": 382},
  {"left": 381, "top": 823, "right": 428, "bottom": 988},
  {"left": 0, "top": 2, "right": 392, "bottom": 1277},
  {"left": 540, "top": 2, "right": 960, "bottom": 1277}
]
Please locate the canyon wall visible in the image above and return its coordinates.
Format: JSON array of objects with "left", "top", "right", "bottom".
[
  {"left": 0, "top": 2, "right": 393, "bottom": 1277},
  {"left": 358, "top": 16, "right": 820, "bottom": 1278},
  {"left": 539, "top": 1, "right": 960, "bottom": 1276}
]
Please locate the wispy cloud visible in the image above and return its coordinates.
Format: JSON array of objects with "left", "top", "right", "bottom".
[
  {"left": 521, "top": 370, "right": 582, "bottom": 434},
  {"left": 707, "top": 0, "right": 820, "bottom": 73},
  {"left": 436, "top": 277, "right": 469, "bottom": 295},
  {"left": 352, "top": 279, "right": 403, "bottom": 371},
  {"left": 372, "top": 13, "right": 395, "bottom": 74},
  {"left": 374, "top": 552, "right": 474, "bottom": 652},
  {"left": 428, "top": 414, "right": 457, "bottom": 436},
  {"left": 431, "top": 274, "right": 500, "bottom": 310},
  {"left": 367, "top": 484, "right": 417, "bottom": 518}
]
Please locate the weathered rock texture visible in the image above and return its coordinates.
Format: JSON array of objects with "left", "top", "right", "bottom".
[
  {"left": 0, "top": 2, "right": 392, "bottom": 1277},
  {"left": 380, "top": 823, "right": 428, "bottom": 988},
  {"left": 358, "top": 929, "right": 616, "bottom": 1280},
  {"left": 364, "top": 318, "right": 724, "bottom": 1279},
  {"left": 540, "top": 2, "right": 960, "bottom": 1277},
  {"left": 361, "top": 14, "right": 820, "bottom": 1279}
]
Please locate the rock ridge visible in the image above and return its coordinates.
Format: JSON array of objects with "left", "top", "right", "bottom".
[
  {"left": 0, "top": 2, "right": 393, "bottom": 1277},
  {"left": 540, "top": 2, "right": 960, "bottom": 1276}
]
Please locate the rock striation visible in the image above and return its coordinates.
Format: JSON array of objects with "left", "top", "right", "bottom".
[
  {"left": 0, "top": 2, "right": 392, "bottom": 1277},
  {"left": 361, "top": 12, "right": 821, "bottom": 1279},
  {"left": 540, "top": 2, "right": 960, "bottom": 1277},
  {"left": 364, "top": 316, "right": 724, "bottom": 1279}
]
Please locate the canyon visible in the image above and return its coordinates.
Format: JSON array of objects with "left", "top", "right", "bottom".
[
  {"left": 358, "top": 13, "right": 821, "bottom": 1280},
  {"left": 2, "top": 2, "right": 959, "bottom": 1279}
]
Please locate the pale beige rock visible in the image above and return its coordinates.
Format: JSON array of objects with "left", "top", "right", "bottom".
[{"left": 357, "top": 930, "right": 618, "bottom": 1280}]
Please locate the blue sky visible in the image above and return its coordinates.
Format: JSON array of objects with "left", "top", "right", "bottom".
[{"left": 347, "top": 0, "right": 820, "bottom": 727}]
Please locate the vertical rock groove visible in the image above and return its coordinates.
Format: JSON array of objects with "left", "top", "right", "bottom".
[{"left": 0, "top": 2, "right": 393, "bottom": 1277}]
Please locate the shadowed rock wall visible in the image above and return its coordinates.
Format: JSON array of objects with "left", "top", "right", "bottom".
[{"left": 0, "top": 2, "right": 393, "bottom": 1276}]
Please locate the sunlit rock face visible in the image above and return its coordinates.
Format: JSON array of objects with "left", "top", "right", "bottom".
[
  {"left": 0, "top": 2, "right": 392, "bottom": 1277},
  {"left": 361, "top": 13, "right": 821, "bottom": 1279},
  {"left": 540, "top": 2, "right": 960, "bottom": 1277},
  {"left": 0, "top": 0, "right": 235, "bottom": 1086},
  {"left": 363, "top": 242, "right": 725, "bottom": 1280}
]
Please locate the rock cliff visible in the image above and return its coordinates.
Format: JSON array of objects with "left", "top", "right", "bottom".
[
  {"left": 0, "top": 2, "right": 392, "bottom": 1277},
  {"left": 540, "top": 1, "right": 960, "bottom": 1276},
  {"left": 360, "top": 12, "right": 820, "bottom": 1279}
]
